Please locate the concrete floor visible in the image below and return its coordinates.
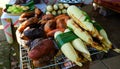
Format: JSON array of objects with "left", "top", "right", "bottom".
[
  {"left": 0, "top": 3, "right": 120, "bottom": 69},
  {"left": 0, "top": 19, "right": 10, "bottom": 68},
  {"left": 0, "top": 23, "right": 19, "bottom": 69},
  {"left": 90, "top": 55, "right": 120, "bottom": 69}
]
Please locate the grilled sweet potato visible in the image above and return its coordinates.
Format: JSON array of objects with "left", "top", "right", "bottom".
[
  {"left": 18, "top": 17, "right": 39, "bottom": 32},
  {"left": 21, "top": 28, "right": 45, "bottom": 40},
  {"left": 28, "top": 38, "right": 57, "bottom": 60},
  {"left": 19, "top": 11, "right": 35, "bottom": 22}
]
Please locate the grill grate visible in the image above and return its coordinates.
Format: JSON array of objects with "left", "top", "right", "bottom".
[{"left": 20, "top": 45, "right": 104, "bottom": 69}]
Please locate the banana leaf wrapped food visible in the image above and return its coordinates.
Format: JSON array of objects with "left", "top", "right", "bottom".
[{"left": 66, "top": 5, "right": 112, "bottom": 52}]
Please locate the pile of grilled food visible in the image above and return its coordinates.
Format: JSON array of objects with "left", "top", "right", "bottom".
[{"left": 16, "top": 4, "right": 112, "bottom": 68}]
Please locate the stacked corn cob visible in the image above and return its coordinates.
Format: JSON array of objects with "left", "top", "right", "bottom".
[
  {"left": 67, "top": 5, "right": 112, "bottom": 52},
  {"left": 54, "top": 5, "right": 113, "bottom": 67}
]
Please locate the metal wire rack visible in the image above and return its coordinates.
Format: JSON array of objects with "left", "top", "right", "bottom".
[
  {"left": 19, "top": 45, "right": 31, "bottom": 69},
  {"left": 19, "top": 44, "right": 104, "bottom": 69}
]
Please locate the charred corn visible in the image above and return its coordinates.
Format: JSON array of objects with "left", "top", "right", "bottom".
[
  {"left": 67, "top": 5, "right": 103, "bottom": 40},
  {"left": 54, "top": 31, "right": 83, "bottom": 67},
  {"left": 92, "top": 20, "right": 112, "bottom": 49},
  {"left": 67, "top": 19, "right": 105, "bottom": 52},
  {"left": 64, "top": 29, "right": 91, "bottom": 61}
]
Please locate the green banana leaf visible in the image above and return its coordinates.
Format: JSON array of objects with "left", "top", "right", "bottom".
[{"left": 23, "top": 0, "right": 35, "bottom": 11}]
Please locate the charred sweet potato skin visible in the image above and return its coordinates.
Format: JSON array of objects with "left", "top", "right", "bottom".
[
  {"left": 18, "top": 17, "right": 39, "bottom": 32},
  {"left": 21, "top": 28, "right": 45, "bottom": 40},
  {"left": 44, "top": 19, "right": 56, "bottom": 33},
  {"left": 19, "top": 11, "right": 35, "bottom": 22},
  {"left": 43, "top": 14, "right": 70, "bottom": 37},
  {"left": 28, "top": 38, "right": 57, "bottom": 60}
]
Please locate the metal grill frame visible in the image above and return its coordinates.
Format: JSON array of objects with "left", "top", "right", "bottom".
[{"left": 19, "top": 45, "right": 104, "bottom": 69}]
